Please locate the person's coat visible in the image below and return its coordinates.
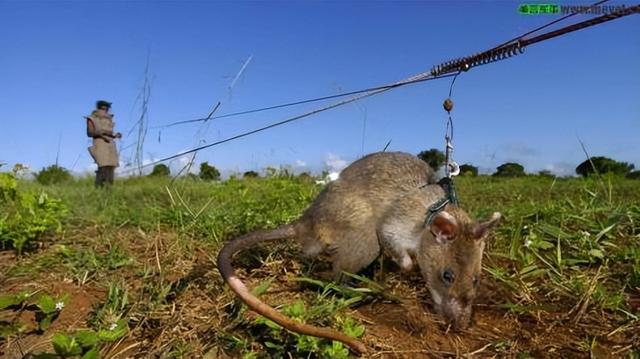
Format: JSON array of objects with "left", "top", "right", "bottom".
[{"left": 86, "top": 110, "right": 119, "bottom": 167}]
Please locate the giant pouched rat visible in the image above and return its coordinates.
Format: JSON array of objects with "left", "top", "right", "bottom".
[{"left": 217, "top": 151, "right": 501, "bottom": 354}]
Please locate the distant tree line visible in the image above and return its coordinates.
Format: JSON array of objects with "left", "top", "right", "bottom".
[
  {"left": 148, "top": 164, "right": 170, "bottom": 177},
  {"left": 575, "top": 157, "right": 635, "bottom": 177},
  {"left": 416, "top": 148, "right": 638, "bottom": 179},
  {"left": 6, "top": 152, "right": 638, "bottom": 186}
]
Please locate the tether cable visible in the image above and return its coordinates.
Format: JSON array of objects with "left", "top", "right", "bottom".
[
  {"left": 430, "top": 3, "right": 638, "bottom": 76},
  {"left": 153, "top": 74, "right": 458, "bottom": 129},
  {"left": 124, "top": 4, "right": 639, "bottom": 173},
  {"left": 490, "top": 0, "right": 610, "bottom": 51},
  {"left": 156, "top": 0, "right": 613, "bottom": 130},
  {"left": 123, "top": 72, "right": 457, "bottom": 173}
]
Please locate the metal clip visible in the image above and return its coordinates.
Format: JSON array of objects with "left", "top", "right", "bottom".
[{"left": 448, "top": 161, "right": 460, "bottom": 177}]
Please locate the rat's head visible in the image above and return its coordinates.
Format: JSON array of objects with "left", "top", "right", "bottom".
[{"left": 418, "top": 205, "right": 501, "bottom": 330}]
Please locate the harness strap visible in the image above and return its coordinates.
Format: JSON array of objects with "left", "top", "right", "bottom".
[{"left": 424, "top": 177, "right": 459, "bottom": 226}]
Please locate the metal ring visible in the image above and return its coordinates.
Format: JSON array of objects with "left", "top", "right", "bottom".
[{"left": 449, "top": 162, "right": 460, "bottom": 177}]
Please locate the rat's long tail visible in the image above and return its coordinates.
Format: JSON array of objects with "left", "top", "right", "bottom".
[{"left": 217, "top": 225, "right": 368, "bottom": 355}]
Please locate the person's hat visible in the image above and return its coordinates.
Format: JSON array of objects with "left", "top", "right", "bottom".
[{"left": 96, "top": 100, "right": 112, "bottom": 109}]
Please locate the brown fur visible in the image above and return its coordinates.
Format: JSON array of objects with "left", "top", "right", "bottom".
[
  {"left": 217, "top": 151, "right": 500, "bottom": 354},
  {"left": 418, "top": 206, "right": 495, "bottom": 329}
]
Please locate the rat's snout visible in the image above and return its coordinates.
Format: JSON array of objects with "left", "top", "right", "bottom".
[{"left": 437, "top": 298, "right": 472, "bottom": 330}]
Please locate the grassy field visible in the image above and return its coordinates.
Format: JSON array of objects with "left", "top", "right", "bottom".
[{"left": 1, "top": 172, "right": 639, "bottom": 358}]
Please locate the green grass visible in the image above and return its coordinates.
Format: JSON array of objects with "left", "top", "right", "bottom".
[
  {"left": 2, "top": 173, "right": 639, "bottom": 357},
  {"left": 20, "top": 175, "right": 318, "bottom": 239}
]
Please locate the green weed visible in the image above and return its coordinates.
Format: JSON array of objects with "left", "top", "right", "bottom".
[
  {"left": 57, "top": 245, "right": 133, "bottom": 284},
  {"left": 237, "top": 277, "right": 365, "bottom": 357},
  {"left": 0, "top": 290, "right": 68, "bottom": 338},
  {"left": 0, "top": 172, "right": 67, "bottom": 253},
  {"left": 91, "top": 282, "right": 130, "bottom": 333}
]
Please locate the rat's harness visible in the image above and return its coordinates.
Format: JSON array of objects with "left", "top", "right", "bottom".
[{"left": 424, "top": 87, "right": 460, "bottom": 226}]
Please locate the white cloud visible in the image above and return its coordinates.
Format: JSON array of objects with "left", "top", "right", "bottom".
[
  {"left": 478, "top": 166, "right": 495, "bottom": 175},
  {"left": 545, "top": 162, "right": 576, "bottom": 177},
  {"left": 325, "top": 153, "right": 348, "bottom": 172},
  {"left": 116, "top": 156, "right": 161, "bottom": 176},
  {"left": 295, "top": 159, "right": 307, "bottom": 167},
  {"left": 170, "top": 155, "right": 198, "bottom": 174}
]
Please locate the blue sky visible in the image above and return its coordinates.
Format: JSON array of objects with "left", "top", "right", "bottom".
[{"left": 1, "top": 1, "right": 638, "bottom": 177}]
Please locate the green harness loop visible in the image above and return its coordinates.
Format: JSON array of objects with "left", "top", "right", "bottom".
[{"left": 424, "top": 177, "right": 459, "bottom": 226}]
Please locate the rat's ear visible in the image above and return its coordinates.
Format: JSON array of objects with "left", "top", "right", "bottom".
[
  {"left": 430, "top": 211, "right": 458, "bottom": 244},
  {"left": 473, "top": 212, "right": 502, "bottom": 240}
]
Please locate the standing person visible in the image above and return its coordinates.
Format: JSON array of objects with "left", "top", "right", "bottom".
[{"left": 86, "top": 100, "right": 121, "bottom": 187}]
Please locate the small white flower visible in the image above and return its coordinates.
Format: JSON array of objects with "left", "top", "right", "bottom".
[
  {"left": 582, "top": 231, "right": 591, "bottom": 237},
  {"left": 55, "top": 301, "right": 65, "bottom": 311},
  {"left": 109, "top": 322, "right": 118, "bottom": 331},
  {"left": 524, "top": 239, "right": 532, "bottom": 248}
]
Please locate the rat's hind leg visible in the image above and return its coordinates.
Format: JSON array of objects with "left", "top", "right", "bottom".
[{"left": 329, "top": 231, "right": 381, "bottom": 280}]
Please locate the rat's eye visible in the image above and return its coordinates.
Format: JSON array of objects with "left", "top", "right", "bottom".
[
  {"left": 472, "top": 275, "right": 479, "bottom": 287},
  {"left": 441, "top": 269, "right": 455, "bottom": 286}
]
